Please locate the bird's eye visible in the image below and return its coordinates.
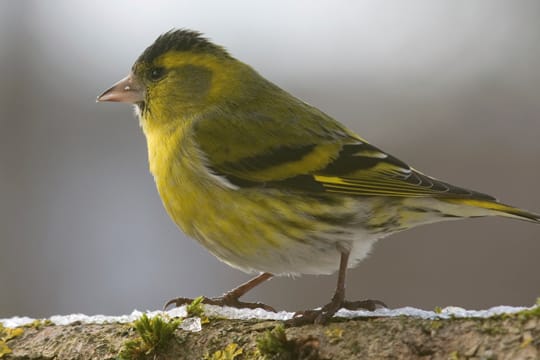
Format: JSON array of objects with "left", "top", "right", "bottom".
[{"left": 149, "top": 67, "right": 166, "bottom": 81}]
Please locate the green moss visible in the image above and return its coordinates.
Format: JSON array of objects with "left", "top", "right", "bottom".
[
  {"left": 204, "top": 343, "right": 243, "bottom": 360},
  {"left": 515, "top": 305, "right": 540, "bottom": 320},
  {"left": 186, "top": 296, "right": 210, "bottom": 323},
  {"left": 433, "top": 306, "right": 443, "bottom": 314},
  {"left": 490, "top": 302, "right": 540, "bottom": 322},
  {"left": 24, "top": 319, "right": 54, "bottom": 329},
  {"left": 430, "top": 320, "right": 443, "bottom": 330},
  {"left": 520, "top": 332, "right": 533, "bottom": 349},
  {"left": 186, "top": 296, "right": 205, "bottom": 318},
  {"left": 0, "top": 324, "right": 24, "bottom": 358},
  {"left": 118, "top": 314, "right": 181, "bottom": 360},
  {"left": 324, "top": 327, "right": 344, "bottom": 344},
  {"left": 256, "top": 325, "right": 296, "bottom": 360}
]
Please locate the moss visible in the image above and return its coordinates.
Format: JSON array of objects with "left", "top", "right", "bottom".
[
  {"left": 204, "top": 343, "right": 243, "bottom": 360},
  {"left": 0, "top": 324, "right": 24, "bottom": 358},
  {"left": 24, "top": 319, "right": 54, "bottom": 329},
  {"left": 186, "top": 296, "right": 210, "bottom": 324},
  {"left": 118, "top": 314, "right": 181, "bottom": 360},
  {"left": 256, "top": 324, "right": 323, "bottom": 360},
  {"left": 430, "top": 320, "right": 443, "bottom": 330},
  {"left": 257, "top": 325, "right": 295, "bottom": 359},
  {"left": 324, "top": 327, "right": 344, "bottom": 344},
  {"left": 0, "top": 343, "right": 12, "bottom": 359},
  {"left": 519, "top": 332, "right": 533, "bottom": 349},
  {"left": 434, "top": 306, "right": 443, "bottom": 314},
  {"left": 186, "top": 296, "right": 205, "bottom": 317},
  {"left": 514, "top": 305, "right": 540, "bottom": 320},
  {"left": 419, "top": 318, "right": 448, "bottom": 336},
  {"left": 488, "top": 303, "right": 540, "bottom": 323}
]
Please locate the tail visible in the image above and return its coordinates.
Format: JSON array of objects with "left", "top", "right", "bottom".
[{"left": 443, "top": 198, "right": 540, "bottom": 223}]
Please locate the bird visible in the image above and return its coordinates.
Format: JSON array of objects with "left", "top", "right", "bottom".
[{"left": 97, "top": 29, "right": 539, "bottom": 324}]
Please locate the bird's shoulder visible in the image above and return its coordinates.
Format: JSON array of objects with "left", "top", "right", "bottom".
[{"left": 192, "top": 92, "right": 354, "bottom": 178}]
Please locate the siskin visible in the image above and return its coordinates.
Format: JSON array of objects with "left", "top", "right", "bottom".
[{"left": 98, "top": 29, "right": 539, "bottom": 324}]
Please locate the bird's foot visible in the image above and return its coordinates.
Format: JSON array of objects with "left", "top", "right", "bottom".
[
  {"left": 163, "top": 295, "right": 276, "bottom": 312},
  {"left": 288, "top": 298, "right": 387, "bottom": 326}
]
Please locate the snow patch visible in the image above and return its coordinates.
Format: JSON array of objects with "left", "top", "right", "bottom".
[{"left": 1, "top": 304, "right": 535, "bottom": 329}]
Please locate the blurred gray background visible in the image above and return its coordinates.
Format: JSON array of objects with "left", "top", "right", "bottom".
[{"left": 1, "top": 0, "right": 539, "bottom": 318}]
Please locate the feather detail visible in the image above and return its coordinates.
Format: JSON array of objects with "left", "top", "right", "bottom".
[{"left": 442, "top": 198, "right": 540, "bottom": 223}]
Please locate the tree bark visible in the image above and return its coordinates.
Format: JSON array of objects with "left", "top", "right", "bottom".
[{"left": 3, "top": 314, "right": 539, "bottom": 359}]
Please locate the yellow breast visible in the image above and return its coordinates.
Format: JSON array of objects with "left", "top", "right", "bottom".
[
  {"left": 142, "top": 119, "right": 279, "bottom": 259},
  {"left": 139, "top": 117, "right": 354, "bottom": 275},
  {"left": 143, "top": 120, "right": 210, "bottom": 236}
]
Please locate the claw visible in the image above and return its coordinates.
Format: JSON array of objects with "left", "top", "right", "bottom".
[
  {"left": 163, "top": 273, "right": 275, "bottom": 312},
  {"left": 163, "top": 295, "right": 276, "bottom": 312},
  {"left": 163, "top": 297, "right": 194, "bottom": 311},
  {"left": 287, "top": 298, "right": 387, "bottom": 326}
]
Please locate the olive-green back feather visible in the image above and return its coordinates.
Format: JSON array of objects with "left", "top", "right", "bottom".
[{"left": 193, "top": 82, "right": 495, "bottom": 202}]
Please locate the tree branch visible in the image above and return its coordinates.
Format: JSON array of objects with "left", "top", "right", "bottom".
[{"left": 3, "top": 311, "right": 539, "bottom": 359}]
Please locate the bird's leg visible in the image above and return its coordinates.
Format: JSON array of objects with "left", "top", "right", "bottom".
[
  {"left": 289, "top": 250, "right": 386, "bottom": 325},
  {"left": 164, "top": 272, "right": 275, "bottom": 312},
  {"left": 294, "top": 250, "right": 349, "bottom": 325}
]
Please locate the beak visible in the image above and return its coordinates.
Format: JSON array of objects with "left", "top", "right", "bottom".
[{"left": 97, "top": 73, "right": 144, "bottom": 103}]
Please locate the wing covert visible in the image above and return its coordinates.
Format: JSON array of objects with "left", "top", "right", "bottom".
[{"left": 193, "top": 109, "right": 494, "bottom": 201}]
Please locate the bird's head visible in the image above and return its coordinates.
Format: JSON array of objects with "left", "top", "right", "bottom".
[{"left": 98, "top": 29, "right": 250, "bottom": 126}]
